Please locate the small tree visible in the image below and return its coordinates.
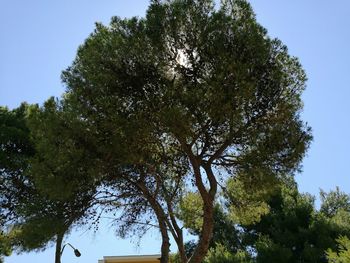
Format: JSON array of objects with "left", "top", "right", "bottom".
[{"left": 0, "top": 102, "right": 98, "bottom": 263}]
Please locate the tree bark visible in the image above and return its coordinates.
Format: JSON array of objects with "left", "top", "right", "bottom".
[
  {"left": 188, "top": 197, "right": 215, "bottom": 263},
  {"left": 136, "top": 181, "right": 170, "bottom": 263},
  {"left": 55, "top": 232, "right": 64, "bottom": 263},
  {"left": 184, "top": 146, "right": 218, "bottom": 263},
  {"left": 158, "top": 218, "right": 171, "bottom": 263},
  {"left": 165, "top": 199, "right": 187, "bottom": 263},
  {"left": 175, "top": 235, "right": 188, "bottom": 263}
]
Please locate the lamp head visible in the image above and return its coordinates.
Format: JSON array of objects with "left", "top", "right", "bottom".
[{"left": 74, "top": 249, "right": 81, "bottom": 257}]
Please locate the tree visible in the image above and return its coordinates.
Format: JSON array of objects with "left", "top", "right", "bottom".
[
  {"left": 228, "top": 183, "right": 350, "bottom": 263},
  {"left": 326, "top": 236, "right": 350, "bottom": 263},
  {"left": 0, "top": 102, "right": 98, "bottom": 263},
  {"left": 26, "top": 98, "right": 104, "bottom": 263},
  {"left": 59, "top": 0, "right": 312, "bottom": 262},
  {"left": 204, "top": 243, "right": 252, "bottom": 263},
  {"left": 175, "top": 177, "right": 350, "bottom": 263},
  {"left": 320, "top": 187, "right": 350, "bottom": 218},
  {"left": 246, "top": 183, "right": 319, "bottom": 262}
]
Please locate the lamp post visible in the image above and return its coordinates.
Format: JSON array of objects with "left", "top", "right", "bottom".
[{"left": 60, "top": 242, "right": 81, "bottom": 260}]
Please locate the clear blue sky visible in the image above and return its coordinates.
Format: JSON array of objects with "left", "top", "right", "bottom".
[{"left": 1, "top": 1, "right": 350, "bottom": 262}]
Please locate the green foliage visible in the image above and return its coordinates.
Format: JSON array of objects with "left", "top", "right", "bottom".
[
  {"left": 255, "top": 235, "right": 293, "bottom": 262},
  {"left": 245, "top": 185, "right": 320, "bottom": 262},
  {"left": 204, "top": 243, "right": 252, "bottom": 263},
  {"left": 0, "top": 102, "right": 97, "bottom": 261},
  {"left": 0, "top": 230, "right": 12, "bottom": 263},
  {"left": 225, "top": 176, "right": 273, "bottom": 225},
  {"left": 330, "top": 210, "right": 350, "bottom": 230},
  {"left": 171, "top": 183, "right": 350, "bottom": 263},
  {"left": 176, "top": 185, "right": 350, "bottom": 263},
  {"left": 320, "top": 187, "right": 350, "bottom": 218},
  {"left": 62, "top": 0, "right": 311, "bottom": 181},
  {"left": 177, "top": 192, "right": 204, "bottom": 233},
  {"left": 238, "top": 184, "right": 350, "bottom": 263},
  {"left": 209, "top": 206, "right": 241, "bottom": 254},
  {"left": 176, "top": 201, "right": 243, "bottom": 261},
  {"left": 0, "top": 104, "right": 35, "bottom": 222},
  {"left": 326, "top": 236, "right": 350, "bottom": 263},
  {"left": 27, "top": 97, "right": 100, "bottom": 200}
]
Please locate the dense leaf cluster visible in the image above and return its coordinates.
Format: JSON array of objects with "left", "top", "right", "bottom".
[{"left": 180, "top": 184, "right": 350, "bottom": 263}]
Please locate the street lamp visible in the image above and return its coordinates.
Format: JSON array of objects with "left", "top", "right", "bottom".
[{"left": 61, "top": 243, "right": 81, "bottom": 258}]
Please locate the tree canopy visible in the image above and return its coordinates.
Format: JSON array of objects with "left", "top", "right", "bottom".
[
  {"left": 0, "top": 102, "right": 99, "bottom": 263},
  {"left": 60, "top": 0, "right": 311, "bottom": 262}
]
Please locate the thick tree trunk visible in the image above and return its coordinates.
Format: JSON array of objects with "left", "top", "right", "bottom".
[
  {"left": 55, "top": 233, "right": 64, "bottom": 263},
  {"left": 177, "top": 240, "right": 188, "bottom": 263},
  {"left": 188, "top": 197, "right": 215, "bottom": 263}
]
